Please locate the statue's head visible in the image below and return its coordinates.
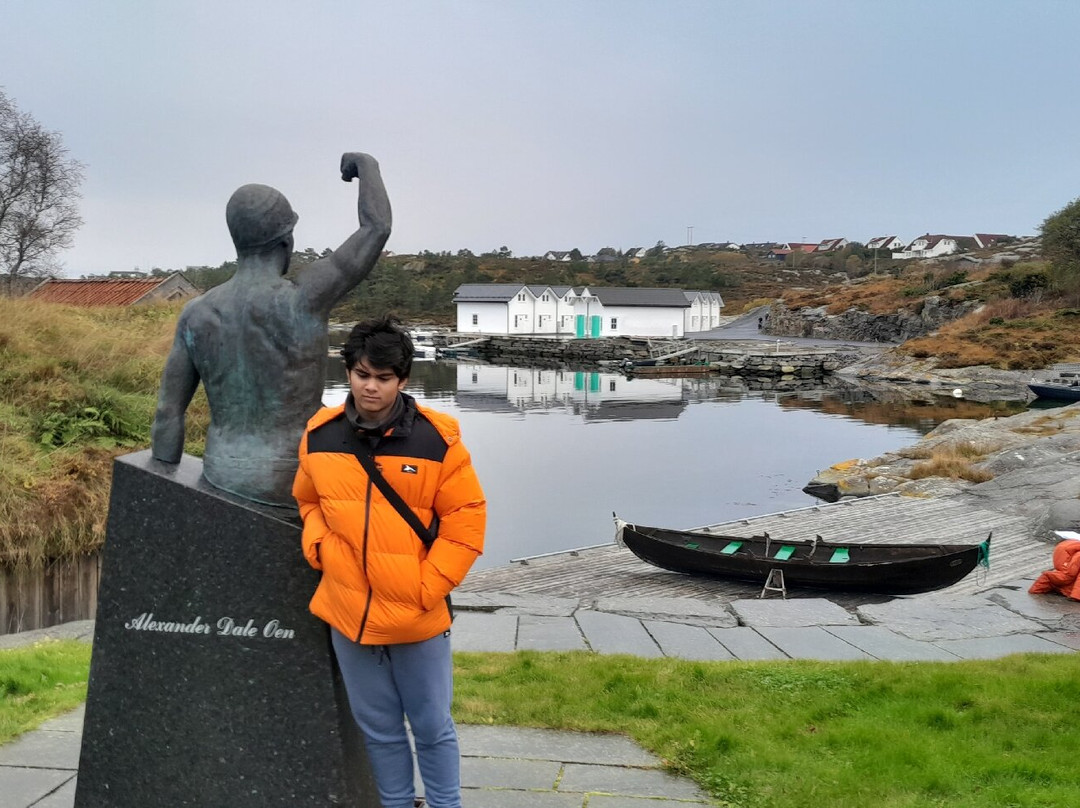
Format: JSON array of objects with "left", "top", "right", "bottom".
[{"left": 226, "top": 184, "right": 298, "bottom": 258}]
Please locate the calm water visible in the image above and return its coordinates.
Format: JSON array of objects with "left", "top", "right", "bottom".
[{"left": 324, "top": 361, "right": 1018, "bottom": 570}]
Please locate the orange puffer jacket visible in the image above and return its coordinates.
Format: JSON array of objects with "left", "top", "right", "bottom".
[
  {"left": 1029, "top": 540, "right": 1080, "bottom": 602},
  {"left": 293, "top": 396, "right": 486, "bottom": 644}
]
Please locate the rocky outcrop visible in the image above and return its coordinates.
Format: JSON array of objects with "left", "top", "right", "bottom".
[
  {"left": 834, "top": 350, "right": 1033, "bottom": 402},
  {"left": 768, "top": 295, "right": 978, "bottom": 343},
  {"left": 803, "top": 402, "right": 1080, "bottom": 541}
]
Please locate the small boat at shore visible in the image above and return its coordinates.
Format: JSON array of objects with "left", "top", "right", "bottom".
[
  {"left": 1028, "top": 363, "right": 1080, "bottom": 402},
  {"left": 615, "top": 519, "right": 990, "bottom": 595}
]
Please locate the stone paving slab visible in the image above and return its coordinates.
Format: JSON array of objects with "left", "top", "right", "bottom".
[
  {"left": 461, "top": 756, "right": 561, "bottom": 789},
  {"left": 455, "top": 593, "right": 581, "bottom": 617},
  {"left": 933, "top": 633, "right": 1078, "bottom": 659},
  {"left": 1037, "top": 630, "right": 1080, "bottom": 650},
  {"left": 643, "top": 620, "right": 735, "bottom": 661},
  {"left": 730, "top": 597, "right": 861, "bottom": 628},
  {"left": 37, "top": 706, "right": 84, "bottom": 734},
  {"left": 0, "top": 730, "right": 81, "bottom": 770},
  {"left": 594, "top": 596, "right": 737, "bottom": 628},
  {"left": 824, "top": 625, "right": 961, "bottom": 661},
  {"left": 755, "top": 627, "right": 871, "bottom": 660},
  {"left": 575, "top": 611, "right": 663, "bottom": 657},
  {"left": 463, "top": 790, "right": 583, "bottom": 807},
  {"left": 985, "top": 587, "right": 1080, "bottom": 629},
  {"left": 517, "top": 615, "right": 588, "bottom": 652},
  {"left": 707, "top": 626, "right": 787, "bottom": 660},
  {"left": 33, "top": 776, "right": 76, "bottom": 808},
  {"left": 0, "top": 768, "right": 73, "bottom": 808},
  {"left": 457, "top": 726, "right": 658, "bottom": 767},
  {"left": 557, "top": 763, "right": 708, "bottom": 801},
  {"left": 857, "top": 599, "right": 1049, "bottom": 640},
  {"left": 588, "top": 797, "right": 710, "bottom": 807},
  {"left": 0, "top": 620, "right": 94, "bottom": 651},
  {"left": 450, "top": 612, "right": 518, "bottom": 652}
]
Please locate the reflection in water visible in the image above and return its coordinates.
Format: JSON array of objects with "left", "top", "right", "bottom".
[{"left": 323, "top": 361, "right": 1015, "bottom": 570}]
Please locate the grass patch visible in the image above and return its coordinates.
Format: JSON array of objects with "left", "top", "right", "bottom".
[
  {"left": 453, "top": 651, "right": 1080, "bottom": 807},
  {"left": 907, "top": 447, "right": 995, "bottom": 483},
  {"left": 4, "top": 646, "right": 1078, "bottom": 806},
  {"left": 0, "top": 299, "right": 209, "bottom": 566},
  {"left": 0, "top": 640, "right": 91, "bottom": 745}
]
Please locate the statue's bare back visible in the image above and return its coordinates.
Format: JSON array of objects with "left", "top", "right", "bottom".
[{"left": 151, "top": 153, "right": 391, "bottom": 505}]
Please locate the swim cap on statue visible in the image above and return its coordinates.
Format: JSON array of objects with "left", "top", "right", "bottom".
[{"left": 226, "top": 184, "right": 299, "bottom": 251}]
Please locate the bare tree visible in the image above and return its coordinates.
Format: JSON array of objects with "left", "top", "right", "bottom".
[{"left": 0, "top": 90, "right": 84, "bottom": 294}]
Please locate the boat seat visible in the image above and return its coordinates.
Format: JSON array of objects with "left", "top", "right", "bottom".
[
  {"left": 684, "top": 542, "right": 700, "bottom": 550},
  {"left": 720, "top": 541, "right": 742, "bottom": 555},
  {"left": 829, "top": 548, "right": 850, "bottom": 564},
  {"left": 773, "top": 545, "right": 795, "bottom": 561}
]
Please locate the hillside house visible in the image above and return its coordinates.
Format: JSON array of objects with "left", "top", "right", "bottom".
[
  {"left": 27, "top": 272, "right": 199, "bottom": 306},
  {"left": 974, "top": 233, "right": 1012, "bottom": 248},
  {"left": 453, "top": 283, "right": 713, "bottom": 338},
  {"left": 542, "top": 251, "right": 572, "bottom": 261},
  {"left": 815, "top": 238, "right": 849, "bottom": 253},
  {"left": 893, "top": 235, "right": 978, "bottom": 260},
  {"left": 867, "top": 236, "right": 905, "bottom": 251}
]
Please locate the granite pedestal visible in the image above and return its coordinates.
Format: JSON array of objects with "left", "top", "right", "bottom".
[{"left": 75, "top": 451, "right": 376, "bottom": 806}]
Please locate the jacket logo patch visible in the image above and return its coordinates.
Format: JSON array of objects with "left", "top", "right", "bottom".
[{"left": 401, "top": 464, "right": 418, "bottom": 474}]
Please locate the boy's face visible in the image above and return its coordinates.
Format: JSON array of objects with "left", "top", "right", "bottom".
[{"left": 348, "top": 356, "right": 407, "bottom": 423}]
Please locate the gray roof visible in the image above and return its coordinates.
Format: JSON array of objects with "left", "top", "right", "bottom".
[
  {"left": 453, "top": 284, "right": 690, "bottom": 308},
  {"left": 526, "top": 285, "right": 573, "bottom": 297},
  {"left": 590, "top": 287, "right": 690, "bottom": 308},
  {"left": 453, "top": 283, "right": 528, "bottom": 302}
]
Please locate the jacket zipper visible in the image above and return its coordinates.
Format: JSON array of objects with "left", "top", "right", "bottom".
[{"left": 355, "top": 472, "right": 375, "bottom": 643}]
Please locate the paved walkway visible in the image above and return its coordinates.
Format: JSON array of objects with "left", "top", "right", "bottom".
[{"left": 3, "top": 579, "right": 1078, "bottom": 808}]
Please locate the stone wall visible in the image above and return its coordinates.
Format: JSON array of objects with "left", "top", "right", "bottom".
[
  {"left": 474, "top": 335, "right": 655, "bottom": 367},
  {"left": 767, "top": 296, "right": 979, "bottom": 343},
  {"left": 461, "top": 335, "right": 857, "bottom": 377}
]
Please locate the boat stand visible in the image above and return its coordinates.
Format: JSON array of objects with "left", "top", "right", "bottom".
[{"left": 759, "top": 568, "right": 787, "bottom": 599}]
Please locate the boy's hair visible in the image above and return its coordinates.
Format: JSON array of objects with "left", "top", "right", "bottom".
[{"left": 341, "top": 315, "right": 414, "bottom": 379}]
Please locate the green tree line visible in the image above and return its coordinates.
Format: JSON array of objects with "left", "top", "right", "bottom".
[{"left": 177, "top": 247, "right": 745, "bottom": 324}]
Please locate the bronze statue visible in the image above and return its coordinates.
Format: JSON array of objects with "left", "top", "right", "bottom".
[{"left": 151, "top": 153, "right": 391, "bottom": 505}]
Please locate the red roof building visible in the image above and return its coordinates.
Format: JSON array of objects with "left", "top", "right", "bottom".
[{"left": 28, "top": 273, "right": 198, "bottom": 306}]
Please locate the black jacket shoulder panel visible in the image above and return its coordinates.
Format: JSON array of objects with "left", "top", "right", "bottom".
[
  {"left": 306, "top": 407, "right": 448, "bottom": 463},
  {"left": 307, "top": 412, "right": 353, "bottom": 455}
]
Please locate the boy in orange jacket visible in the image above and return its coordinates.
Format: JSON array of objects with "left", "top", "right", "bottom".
[{"left": 294, "top": 316, "right": 486, "bottom": 808}]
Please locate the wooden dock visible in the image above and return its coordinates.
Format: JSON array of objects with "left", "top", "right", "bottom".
[{"left": 459, "top": 494, "right": 1046, "bottom": 608}]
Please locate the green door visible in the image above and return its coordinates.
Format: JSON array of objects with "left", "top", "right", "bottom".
[
  {"left": 575, "top": 315, "right": 585, "bottom": 338},
  {"left": 590, "top": 315, "right": 601, "bottom": 338}
]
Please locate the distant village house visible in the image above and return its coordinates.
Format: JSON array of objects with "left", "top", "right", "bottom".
[{"left": 892, "top": 235, "right": 979, "bottom": 260}]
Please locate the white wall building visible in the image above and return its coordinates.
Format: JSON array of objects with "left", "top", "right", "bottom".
[
  {"left": 454, "top": 284, "right": 723, "bottom": 338},
  {"left": 683, "top": 290, "right": 725, "bottom": 333}
]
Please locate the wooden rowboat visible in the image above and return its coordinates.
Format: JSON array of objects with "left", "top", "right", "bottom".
[{"left": 615, "top": 520, "right": 990, "bottom": 595}]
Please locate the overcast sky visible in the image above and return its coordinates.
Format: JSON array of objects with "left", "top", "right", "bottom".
[{"left": 5, "top": 0, "right": 1079, "bottom": 276}]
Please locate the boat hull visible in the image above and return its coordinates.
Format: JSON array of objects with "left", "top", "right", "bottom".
[
  {"left": 620, "top": 524, "right": 987, "bottom": 595},
  {"left": 1028, "top": 383, "right": 1080, "bottom": 402}
]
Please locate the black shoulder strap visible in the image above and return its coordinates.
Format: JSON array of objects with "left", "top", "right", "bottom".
[{"left": 351, "top": 441, "right": 437, "bottom": 548}]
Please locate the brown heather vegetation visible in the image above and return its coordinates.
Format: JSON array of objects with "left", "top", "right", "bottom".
[
  {"left": 0, "top": 300, "right": 207, "bottom": 566},
  {"left": 783, "top": 258, "right": 1080, "bottom": 370}
]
